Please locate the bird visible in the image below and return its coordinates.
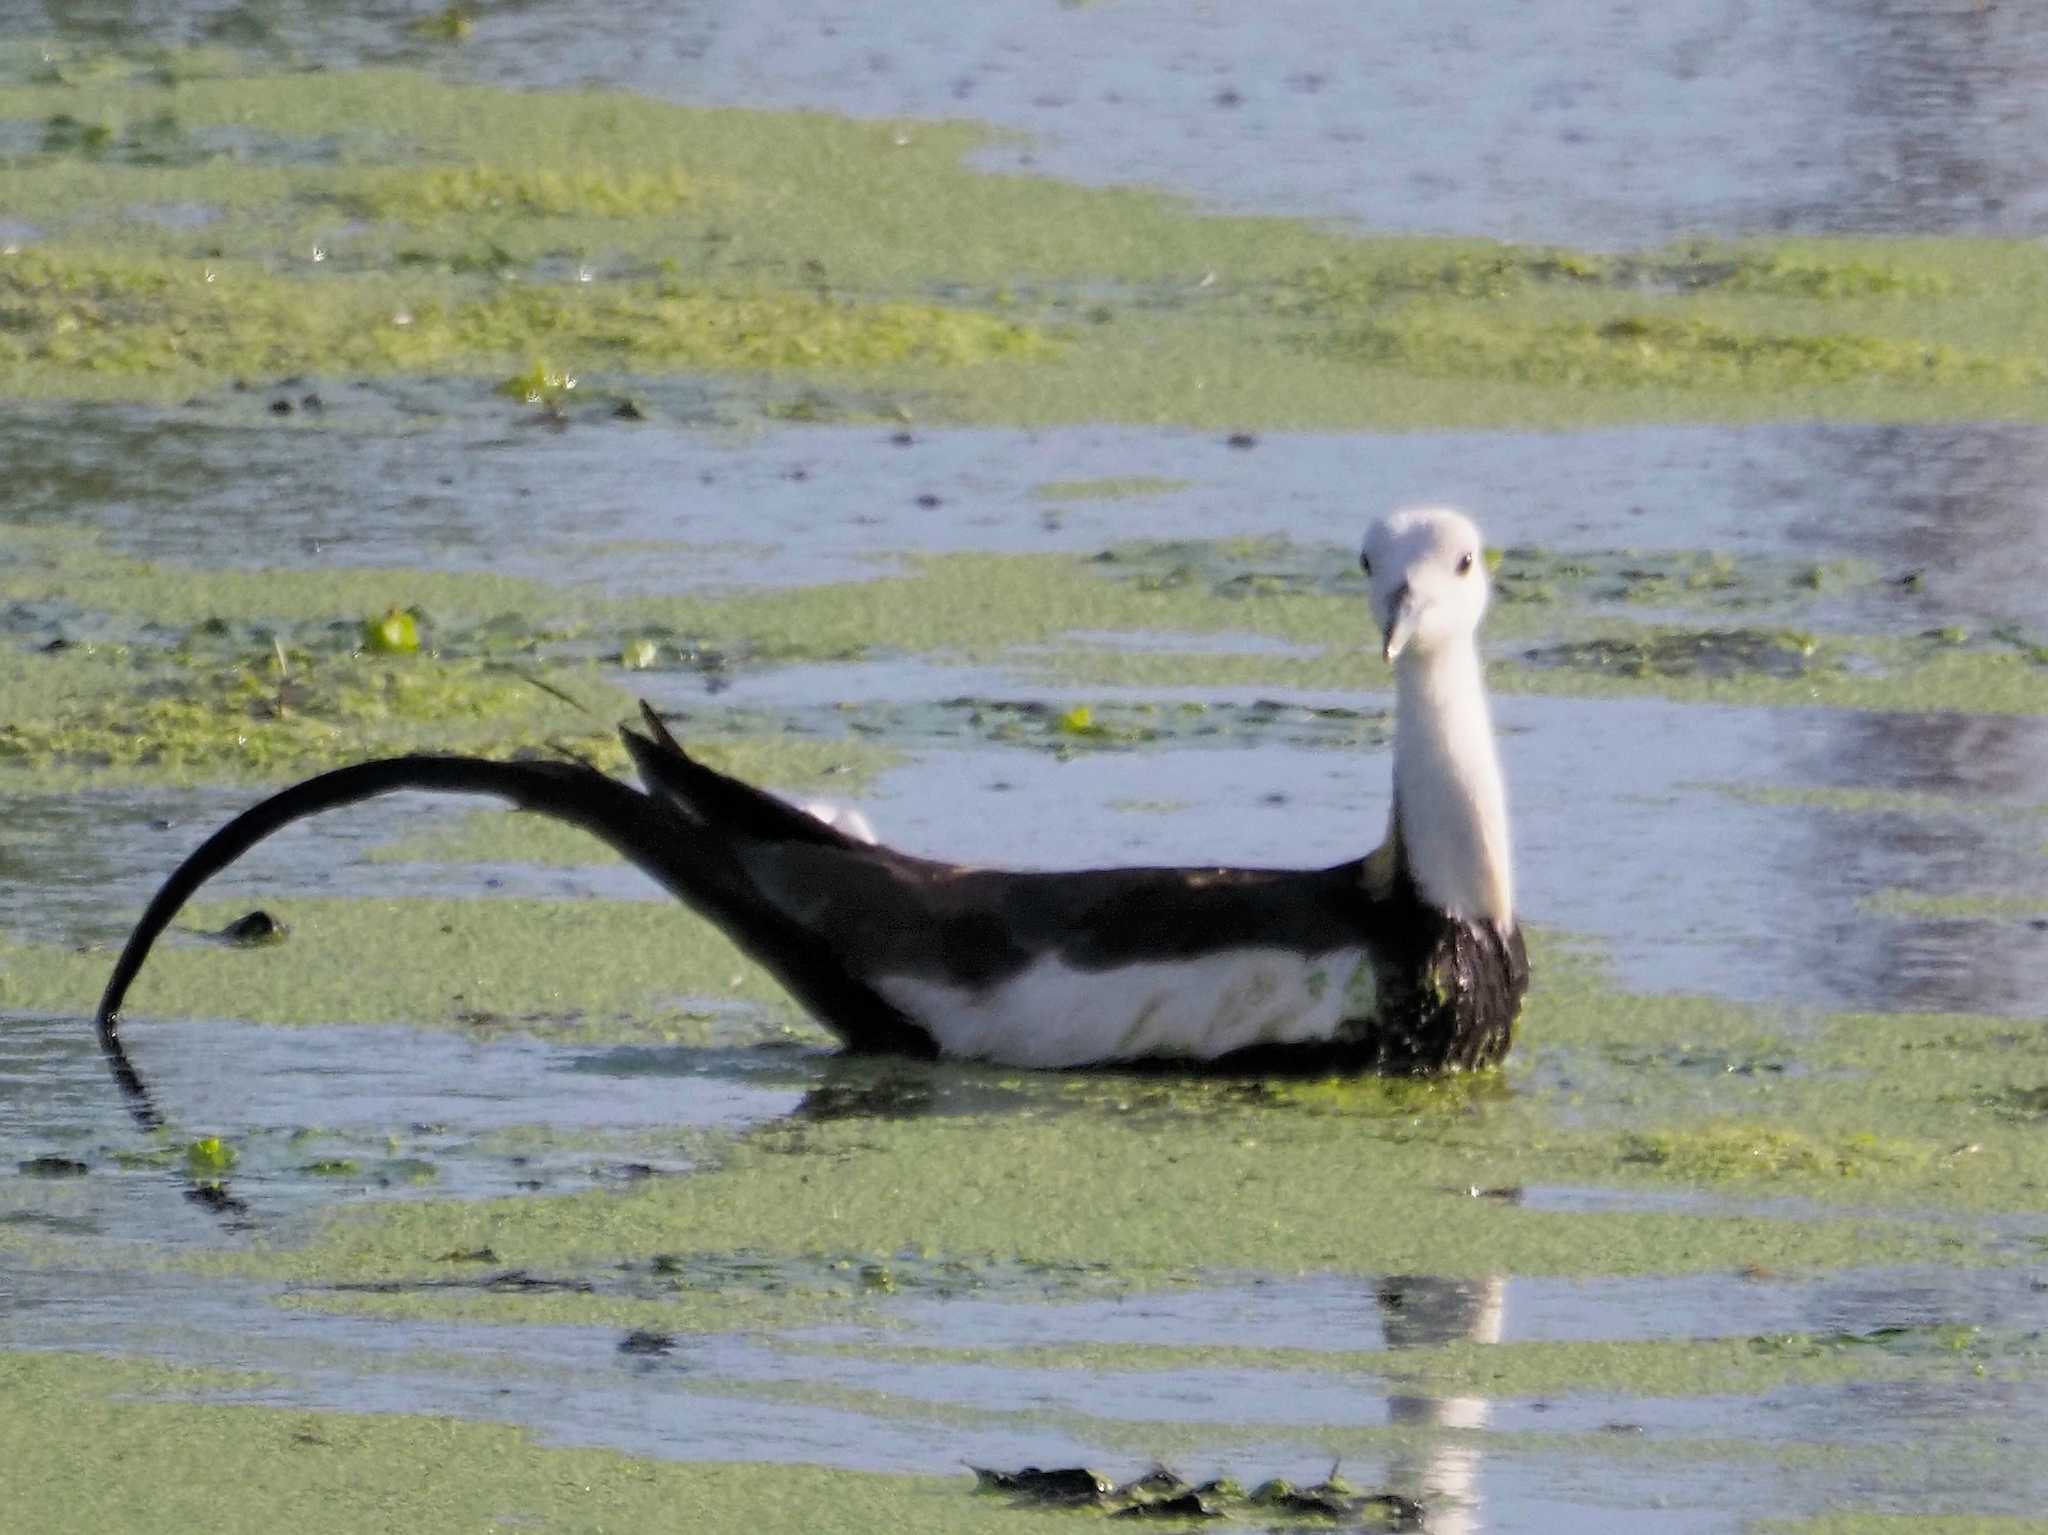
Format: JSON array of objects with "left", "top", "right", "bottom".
[{"left": 94, "top": 507, "right": 1527, "bottom": 1109}]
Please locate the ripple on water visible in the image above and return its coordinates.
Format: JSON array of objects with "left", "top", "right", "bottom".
[
  {"left": 0, "top": 1011, "right": 808, "bottom": 1242},
  {"left": 8, "top": 413, "right": 2046, "bottom": 639},
  {"left": 30, "top": 0, "right": 2048, "bottom": 244}
]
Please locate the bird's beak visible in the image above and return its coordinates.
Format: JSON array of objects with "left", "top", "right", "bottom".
[{"left": 1381, "top": 585, "right": 1420, "bottom": 662}]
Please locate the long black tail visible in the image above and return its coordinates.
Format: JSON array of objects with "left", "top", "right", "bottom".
[{"left": 94, "top": 753, "right": 682, "bottom": 1128}]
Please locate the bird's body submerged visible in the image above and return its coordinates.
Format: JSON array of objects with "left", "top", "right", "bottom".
[{"left": 94, "top": 507, "right": 1528, "bottom": 1109}]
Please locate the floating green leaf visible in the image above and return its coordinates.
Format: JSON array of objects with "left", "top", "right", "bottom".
[
  {"left": 184, "top": 1136, "right": 237, "bottom": 1175},
  {"left": 361, "top": 607, "right": 421, "bottom": 655}
]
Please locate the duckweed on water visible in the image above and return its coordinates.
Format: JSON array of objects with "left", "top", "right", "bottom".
[
  {"left": 495, "top": 359, "right": 576, "bottom": 409},
  {"left": 238, "top": 1109, "right": 1966, "bottom": 1299},
  {"left": 0, "top": 639, "right": 890, "bottom": 783},
  {"left": 1520, "top": 628, "right": 1821, "bottom": 682},
  {"left": 1710, "top": 249, "right": 1961, "bottom": 300},
  {"left": 1, "top": 528, "right": 929, "bottom": 782},
  {"left": 0, "top": 648, "right": 637, "bottom": 782},
  {"left": 1708, "top": 784, "right": 2048, "bottom": 821},
  {"left": 1289, "top": 240, "right": 2023, "bottom": 400},
  {"left": 1291, "top": 242, "right": 1965, "bottom": 308},
  {"left": 342, "top": 163, "right": 705, "bottom": 222},
  {"left": 7, "top": 529, "right": 2048, "bottom": 799},
  {"left": 357, "top": 607, "right": 420, "bottom": 655},
  {"left": 1047, "top": 625, "right": 2048, "bottom": 715},
  {"left": 635, "top": 695, "right": 1392, "bottom": 760},
  {"left": 406, "top": 4, "right": 474, "bottom": 43},
  {"left": 832, "top": 1327, "right": 1997, "bottom": 1402},
  {"left": 1863, "top": 890, "right": 2048, "bottom": 921},
  {"left": 0, "top": 64, "right": 2045, "bottom": 424},
  {"left": 0, "top": 895, "right": 794, "bottom": 1031},
  {"left": 1095, "top": 538, "right": 1875, "bottom": 628},
  {"left": 183, "top": 1135, "right": 236, "bottom": 1176},
  {"left": 0, "top": 525, "right": 561, "bottom": 632},
  {"left": 0, "top": 1351, "right": 1016, "bottom": 1535},
  {"left": 27, "top": 933, "right": 2048, "bottom": 1344},
  {"left": 0, "top": 248, "right": 1050, "bottom": 390},
  {"left": 1320, "top": 309, "right": 2034, "bottom": 393},
  {"left": 222, "top": 942, "right": 2038, "bottom": 1299},
  {"left": 1493, "top": 546, "right": 1876, "bottom": 613},
  {"left": 1617, "top": 1124, "right": 1927, "bottom": 1181},
  {"left": 366, "top": 738, "right": 890, "bottom": 868},
  {"left": 276, "top": 1237, "right": 1153, "bottom": 1335}
]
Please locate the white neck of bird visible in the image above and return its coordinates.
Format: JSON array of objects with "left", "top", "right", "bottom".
[{"left": 1390, "top": 636, "right": 1515, "bottom": 930}]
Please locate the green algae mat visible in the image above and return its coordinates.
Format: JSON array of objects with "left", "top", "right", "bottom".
[
  {"left": 2, "top": 55, "right": 2048, "bottom": 429},
  {"left": 0, "top": 1353, "right": 1018, "bottom": 1535}
]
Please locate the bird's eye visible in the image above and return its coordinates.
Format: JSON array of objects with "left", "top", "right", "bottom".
[
  {"left": 1359, "top": 551, "right": 1372, "bottom": 576},
  {"left": 1457, "top": 551, "right": 1476, "bottom": 575}
]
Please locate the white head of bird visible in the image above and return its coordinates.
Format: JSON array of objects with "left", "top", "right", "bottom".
[
  {"left": 1361, "top": 506, "right": 1491, "bottom": 665},
  {"left": 1360, "top": 506, "right": 1514, "bottom": 930}
]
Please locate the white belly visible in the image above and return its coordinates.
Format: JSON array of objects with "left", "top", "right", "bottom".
[{"left": 876, "top": 947, "right": 1375, "bottom": 1068}]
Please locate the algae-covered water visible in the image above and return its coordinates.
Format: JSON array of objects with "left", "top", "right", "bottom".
[{"left": 5, "top": 7, "right": 2048, "bottom": 1534}]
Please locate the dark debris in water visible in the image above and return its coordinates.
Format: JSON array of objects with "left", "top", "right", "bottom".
[
  {"left": 795, "top": 1074, "right": 937, "bottom": 1121},
  {"left": 1604, "top": 1043, "right": 1791, "bottom": 1078},
  {"left": 1993, "top": 1085, "right": 2048, "bottom": 1121},
  {"left": 972, "top": 1465, "right": 1113, "bottom": 1505},
  {"left": 617, "top": 1328, "right": 677, "bottom": 1357},
  {"left": 35, "top": 110, "right": 339, "bottom": 169},
  {"left": 1991, "top": 623, "right": 2048, "bottom": 667},
  {"left": 971, "top": 1464, "right": 1421, "bottom": 1527},
  {"left": 205, "top": 909, "right": 289, "bottom": 947},
  {"left": 433, "top": 1246, "right": 500, "bottom": 1264},
  {"left": 326, "top": 1269, "right": 596, "bottom": 1296},
  {"left": 17, "top": 1154, "right": 90, "bottom": 1178},
  {"left": 1112, "top": 1490, "right": 1219, "bottom": 1519},
  {"left": 182, "top": 1183, "right": 249, "bottom": 1217},
  {"left": 1522, "top": 628, "right": 1819, "bottom": 681}
]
